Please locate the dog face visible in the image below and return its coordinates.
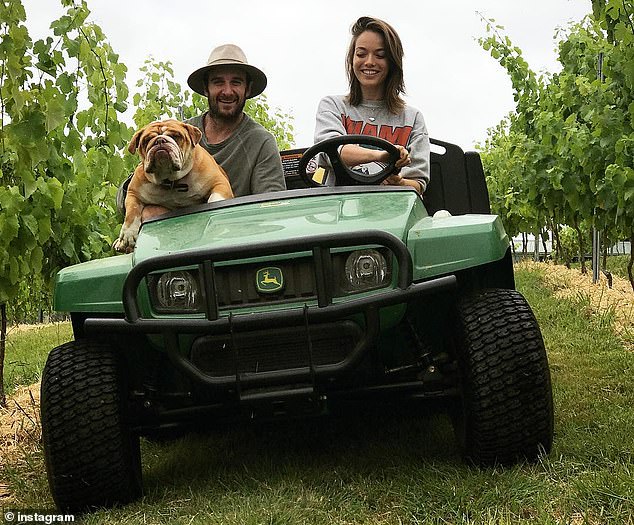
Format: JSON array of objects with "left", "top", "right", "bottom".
[
  {"left": 113, "top": 119, "right": 233, "bottom": 254},
  {"left": 128, "top": 119, "right": 203, "bottom": 185}
]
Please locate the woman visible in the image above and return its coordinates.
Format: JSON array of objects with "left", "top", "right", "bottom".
[{"left": 314, "top": 16, "right": 430, "bottom": 193}]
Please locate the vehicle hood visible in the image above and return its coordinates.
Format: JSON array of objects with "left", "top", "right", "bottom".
[
  {"left": 54, "top": 189, "right": 510, "bottom": 313},
  {"left": 133, "top": 190, "right": 425, "bottom": 263}
]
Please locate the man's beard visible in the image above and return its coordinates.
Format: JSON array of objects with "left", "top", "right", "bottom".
[{"left": 208, "top": 95, "right": 246, "bottom": 122}]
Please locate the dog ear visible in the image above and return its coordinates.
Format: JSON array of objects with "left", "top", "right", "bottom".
[
  {"left": 183, "top": 122, "right": 203, "bottom": 146},
  {"left": 128, "top": 128, "right": 144, "bottom": 154}
]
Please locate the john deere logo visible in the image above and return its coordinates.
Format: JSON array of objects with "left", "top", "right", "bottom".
[{"left": 256, "top": 267, "right": 284, "bottom": 294}]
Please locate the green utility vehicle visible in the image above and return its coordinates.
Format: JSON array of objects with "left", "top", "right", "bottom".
[{"left": 41, "top": 136, "right": 553, "bottom": 512}]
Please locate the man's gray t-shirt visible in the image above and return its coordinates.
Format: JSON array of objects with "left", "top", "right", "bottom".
[{"left": 186, "top": 113, "right": 286, "bottom": 197}]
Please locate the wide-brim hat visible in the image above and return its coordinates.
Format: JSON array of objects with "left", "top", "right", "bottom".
[{"left": 187, "top": 44, "right": 267, "bottom": 99}]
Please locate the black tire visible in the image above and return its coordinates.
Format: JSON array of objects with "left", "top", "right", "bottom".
[
  {"left": 452, "top": 288, "right": 554, "bottom": 465},
  {"left": 41, "top": 340, "right": 142, "bottom": 512}
]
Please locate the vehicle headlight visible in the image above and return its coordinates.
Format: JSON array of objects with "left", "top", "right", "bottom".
[
  {"left": 344, "top": 249, "right": 390, "bottom": 291},
  {"left": 152, "top": 270, "right": 201, "bottom": 312}
]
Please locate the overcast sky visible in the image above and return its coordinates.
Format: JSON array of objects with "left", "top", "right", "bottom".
[{"left": 23, "top": 0, "right": 590, "bottom": 151}]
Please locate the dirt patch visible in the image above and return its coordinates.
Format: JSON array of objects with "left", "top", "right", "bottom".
[
  {"left": 0, "top": 382, "right": 42, "bottom": 503},
  {"left": 518, "top": 260, "right": 633, "bottom": 347}
]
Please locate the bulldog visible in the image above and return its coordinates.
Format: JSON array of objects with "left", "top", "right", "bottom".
[{"left": 113, "top": 119, "right": 233, "bottom": 253}]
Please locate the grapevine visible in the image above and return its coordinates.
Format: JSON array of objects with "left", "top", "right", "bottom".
[
  {"left": 0, "top": 0, "right": 294, "bottom": 404},
  {"left": 478, "top": 8, "right": 634, "bottom": 290}
]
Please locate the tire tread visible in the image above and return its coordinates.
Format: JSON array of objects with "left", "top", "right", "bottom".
[
  {"left": 455, "top": 288, "right": 554, "bottom": 465},
  {"left": 41, "top": 340, "right": 142, "bottom": 512}
]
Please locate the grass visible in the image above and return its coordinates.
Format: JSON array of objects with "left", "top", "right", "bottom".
[
  {"left": 1, "top": 322, "right": 72, "bottom": 395},
  {"left": 2, "top": 264, "right": 634, "bottom": 524},
  {"left": 570, "top": 254, "right": 632, "bottom": 283},
  {"left": 604, "top": 255, "right": 631, "bottom": 282}
]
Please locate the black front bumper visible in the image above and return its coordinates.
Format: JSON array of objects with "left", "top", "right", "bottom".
[{"left": 85, "top": 230, "right": 456, "bottom": 391}]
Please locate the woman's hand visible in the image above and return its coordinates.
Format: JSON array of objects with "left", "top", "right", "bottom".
[
  {"left": 394, "top": 145, "right": 411, "bottom": 169},
  {"left": 381, "top": 146, "right": 422, "bottom": 193},
  {"left": 381, "top": 173, "right": 423, "bottom": 193},
  {"left": 381, "top": 174, "right": 405, "bottom": 186},
  {"left": 381, "top": 145, "right": 411, "bottom": 185}
]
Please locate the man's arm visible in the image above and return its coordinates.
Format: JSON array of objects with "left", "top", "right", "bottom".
[{"left": 250, "top": 133, "right": 287, "bottom": 194}]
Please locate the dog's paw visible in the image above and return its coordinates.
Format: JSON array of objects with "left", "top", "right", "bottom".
[
  {"left": 113, "top": 236, "right": 135, "bottom": 254},
  {"left": 113, "top": 224, "right": 139, "bottom": 253}
]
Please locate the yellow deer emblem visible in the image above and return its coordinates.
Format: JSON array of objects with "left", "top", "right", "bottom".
[
  {"left": 256, "top": 267, "right": 284, "bottom": 293},
  {"left": 261, "top": 270, "right": 280, "bottom": 286}
]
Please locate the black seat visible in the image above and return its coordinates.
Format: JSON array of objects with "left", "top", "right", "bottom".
[
  {"left": 424, "top": 138, "right": 490, "bottom": 216},
  {"left": 279, "top": 138, "right": 491, "bottom": 216}
]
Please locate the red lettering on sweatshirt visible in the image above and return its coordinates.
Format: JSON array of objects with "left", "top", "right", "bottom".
[
  {"left": 341, "top": 114, "right": 413, "bottom": 147},
  {"left": 342, "top": 115, "right": 363, "bottom": 134},
  {"left": 379, "top": 125, "right": 413, "bottom": 147}
]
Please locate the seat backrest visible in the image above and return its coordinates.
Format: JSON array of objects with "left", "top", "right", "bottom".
[
  {"left": 279, "top": 139, "right": 491, "bottom": 216},
  {"left": 423, "top": 138, "right": 491, "bottom": 216}
]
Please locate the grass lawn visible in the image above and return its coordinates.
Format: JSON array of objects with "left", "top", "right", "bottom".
[
  {"left": 602, "top": 254, "right": 631, "bottom": 282},
  {"left": 1, "top": 322, "right": 72, "bottom": 395},
  {"left": 571, "top": 254, "right": 632, "bottom": 287},
  {"left": 1, "top": 263, "right": 633, "bottom": 524}
]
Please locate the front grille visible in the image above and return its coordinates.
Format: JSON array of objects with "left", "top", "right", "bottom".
[
  {"left": 190, "top": 321, "right": 362, "bottom": 376},
  {"left": 214, "top": 257, "right": 317, "bottom": 308}
]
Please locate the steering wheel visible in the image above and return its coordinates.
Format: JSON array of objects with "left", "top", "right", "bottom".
[{"left": 298, "top": 135, "right": 400, "bottom": 187}]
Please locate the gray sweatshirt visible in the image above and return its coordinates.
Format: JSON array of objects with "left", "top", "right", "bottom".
[
  {"left": 314, "top": 95, "right": 430, "bottom": 191},
  {"left": 186, "top": 113, "right": 286, "bottom": 197}
]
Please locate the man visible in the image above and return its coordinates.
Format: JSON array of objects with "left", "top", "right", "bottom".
[
  {"left": 185, "top": 44, "right": 286, "bottom": 196},
  {"left": 117, "top": 44, "right": 286, "bottom": 218}
]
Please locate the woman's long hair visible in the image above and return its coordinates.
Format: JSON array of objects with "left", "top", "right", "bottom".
[{"left": 346, "top": 16, "right": 405, "bottom": 114}]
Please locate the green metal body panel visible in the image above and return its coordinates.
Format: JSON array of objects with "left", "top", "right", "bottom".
[
  {"left": 408, "top": 214, "right": 509, "bottom": 279},
  {"left": 53, "top": 190, "right": 509, "bottom": 314},
  {"left": 54, "top": 253, "right": 132, "bottom": 312},
  {"left": 132, "top": 191, "right": 424, "bottom": 262}
]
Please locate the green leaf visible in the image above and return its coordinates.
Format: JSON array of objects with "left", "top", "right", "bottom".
[
  {"left": 47, "top": 177, "right": 64, "bottom": 209},
  {"left": 61, "top": 235, "right": 77, "bottom": 261},
  {"left": 57, "top": 72, "right": 75, "bottom": 94},
  {"left": 22, "top": 170, "right": 37, "bottom": 199},
  {"left": 30, "top": 245, "right": 44, "bottom": 274},
  {"left": 21, "top": 214, "right": 39, "bottom": 237},
  {"left": 38, "top": 214, "right": 52, "bottom": 240},
  {"left": 0, "top": 214, "right": 20, "bottom": 242},
  {"left": 45, "top": 96, "right": 67, "bottom": 131},
  {"left": 9, "top": 257, "right": 21, "bottom": 285}
]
